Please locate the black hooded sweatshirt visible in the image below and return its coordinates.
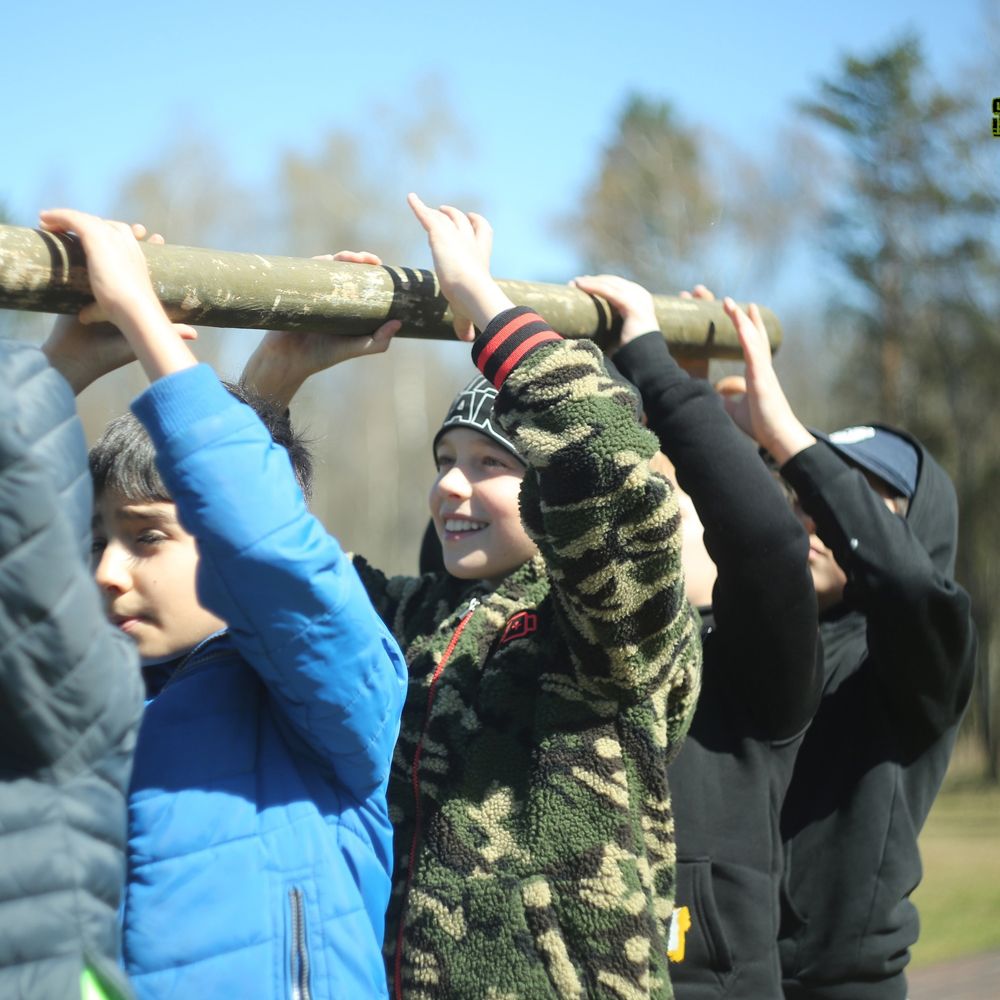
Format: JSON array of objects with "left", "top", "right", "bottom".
[
  {"left": 777, "top": 433, "right": 977, "bottom": 1000},
  {"left": 613, "top": 333, "right": 823, "bottom": 1000}
]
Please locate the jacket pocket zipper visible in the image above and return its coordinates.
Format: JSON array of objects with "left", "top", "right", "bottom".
[{"left": 289, "top": 887, "right": 312, "bottom": 1000}]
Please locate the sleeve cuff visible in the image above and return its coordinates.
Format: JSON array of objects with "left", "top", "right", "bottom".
[
  {"left": 611, "top": 331, "right": 682, "bottom": 391},
  {"left": 131, "top": 363, "right": 239, "bottom": 450},
  {"left": 780, "top": 440, "right": 847, "bottom": 501},
  {"left": 472, "top": 306, "right": 563, "bottom": 389}
]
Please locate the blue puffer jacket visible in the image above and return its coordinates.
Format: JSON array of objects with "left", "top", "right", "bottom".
[{"left": 121, "top": 364, "right": 407, "bottom": 1000}]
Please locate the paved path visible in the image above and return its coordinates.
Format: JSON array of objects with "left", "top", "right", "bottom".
[{"left": 907, "top": 950, "right": 1000, "bottom": 999}]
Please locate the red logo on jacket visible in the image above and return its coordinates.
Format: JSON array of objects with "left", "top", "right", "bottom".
[{"left": 499, "top": 611, "right": 538, "bottom": 645}]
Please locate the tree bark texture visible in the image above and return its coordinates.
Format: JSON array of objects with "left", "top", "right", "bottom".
[{"left": 0, "top": 224, "right": 781, "bottom": 359}]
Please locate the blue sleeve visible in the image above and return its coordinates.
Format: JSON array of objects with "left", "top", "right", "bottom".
[{"left": 131, "top": 364, "right": 406, "bottom": 796}]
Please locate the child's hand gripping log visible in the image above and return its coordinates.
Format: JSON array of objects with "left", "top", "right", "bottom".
[
  {"left": 39, "top": 218, "right": 198, "bottom": 394},
  {"left": 242, "top": 251, "right": 401, "bottom": 411},
  {"left": 241, "top": 189, "right": 508, "bottom": 410},
  {"left": 38, "top": 209, "right": 198, "bottom": 383},
  {"left": 568, "top": 273, "right": 660, "bottom": 348}
]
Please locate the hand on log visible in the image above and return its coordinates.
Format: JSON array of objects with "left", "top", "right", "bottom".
[
  {"left": 568, "top": 274, "right": 660, "bottom": 348},
  {"left": 716, "top": 298, "right": 816, "bottom": 466},
  {"left": 244, "top": 251, "right": 401, "bottom": 412},
  {"left": 41, "top": 223, "right": 199, "bottom": 395},
  {"left": 406, "top": 193, "right": 512, "bottom": 338},
  {"left": 38, "top": 209, "right": 199, "bottom": 383}
]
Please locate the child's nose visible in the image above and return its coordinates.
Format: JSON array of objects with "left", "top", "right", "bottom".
[
  {"left": 437, "top": 465, "right": 473, "bottom": 499},
  {"left": 93, "top": 542, "right": 132, "bottom": 595}
]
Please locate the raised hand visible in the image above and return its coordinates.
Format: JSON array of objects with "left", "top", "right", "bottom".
[
  {"left": 407, "top": 193, "right": 512, "bottom": 339},
  {"left": 241, "top": 251, "right": 401, "bottom": 411},
  {"left": 718, "top": 298, "right": 815, "bottom": 465},
  {"left": 39, "top": 209, "right": 197, "bottom": 381},
  {"left": 568, "top": 274, "right": 659, "bottom": 352},
  {"left": 41, "top": 224, "right": 197, "bottom": 394}
]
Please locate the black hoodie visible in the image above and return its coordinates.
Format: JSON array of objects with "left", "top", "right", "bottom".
[
  {"left": 778, "top": 434, "right": 977, "bottom": 1000},
  {"left": 614, "top": 333, "right": 823, "bottom": 1000}
]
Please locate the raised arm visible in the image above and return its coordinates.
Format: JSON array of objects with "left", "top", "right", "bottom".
[
  {"left": 720, "top": 297, "right": 974, "bottom": 751},
  {"left": 488, "top": 318, "right": 699, "bottom": 708},
  {"left": 580, "top": 276, "right": 821, "bottom": 740},
  {"left": 131, "top": 367, "right": 407, "bottom": 791},
  {"left": 37, "top": 208, "right": 407, "bottom": 796},
  {"left": 780, "top": 442, "right": 975, "bottom": 751},
  {"left": 407, "top": 195, "right": 700, "bottom": 724}
]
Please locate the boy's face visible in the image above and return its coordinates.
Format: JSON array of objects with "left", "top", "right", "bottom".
[
  {"left": 793, "top": 499, "right": 850, "bottom": 613},
  {"left": 92, "top": 490, "right": 226, "bottom": 664},
  {"left": 793, "top": 472, "right": 905, "bottom": 613},
  {"left": 430, "top": 428, "right": 538, "bottom": 588}
]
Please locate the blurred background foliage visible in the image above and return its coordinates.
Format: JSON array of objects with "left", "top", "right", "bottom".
[{"left": 2, "top": 35, "right": 998, "bottom": 786}]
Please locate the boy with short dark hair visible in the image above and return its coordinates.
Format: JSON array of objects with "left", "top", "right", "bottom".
[{"left": 37, "top": 208, "right": 408, "bottom": 1000}]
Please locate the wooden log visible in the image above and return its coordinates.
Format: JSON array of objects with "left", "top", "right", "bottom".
[{"left": 0, "top": 223, "right": 780, "bottom": 358}]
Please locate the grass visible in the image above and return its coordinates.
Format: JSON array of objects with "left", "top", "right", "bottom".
[{"left": 909, "top": 762, "right": 1000, "bottom": 969}]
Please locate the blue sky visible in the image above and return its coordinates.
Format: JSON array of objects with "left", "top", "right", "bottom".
[{"left": 0, "top": 0, "right": 990, "bottom": 285}]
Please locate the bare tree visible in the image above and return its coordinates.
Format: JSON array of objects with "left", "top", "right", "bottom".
[{"left": 0, "top": 78, "right": 477, "bottom": 578}]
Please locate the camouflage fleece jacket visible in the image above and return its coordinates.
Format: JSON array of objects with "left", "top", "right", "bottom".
[{"left": 352, "top": 307, "right": 702, "bottom": 1000}]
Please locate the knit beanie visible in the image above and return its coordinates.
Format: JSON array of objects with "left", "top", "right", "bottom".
[{"left": 432, "top": 376, "right": 523, "bottom": 464}]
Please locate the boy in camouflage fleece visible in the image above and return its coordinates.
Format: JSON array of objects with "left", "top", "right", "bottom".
[{"left": 244, "top": 195, "right": 702, "bottom": 1000}]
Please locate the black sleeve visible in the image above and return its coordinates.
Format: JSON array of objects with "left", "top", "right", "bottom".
[
  {"left": 781, "top": 441, "right": 976, "bottom": 751},
  {"left": 614, "top": 332, "right": 822, "bottom": 740},
  {"left": 0, "top": 339, "right": 143, "bottom": 775}
]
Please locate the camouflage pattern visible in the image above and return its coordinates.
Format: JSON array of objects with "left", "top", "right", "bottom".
[{"left": 353, "top": 338, "right": 702, "bottom": 1000}]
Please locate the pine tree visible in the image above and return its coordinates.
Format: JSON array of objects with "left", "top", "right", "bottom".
[
  {"left": 568, "top": 95, "right": 718, "bottom": 292},
  {"left": 806, "top": 36, "right": 1000, "bottom": 776}
]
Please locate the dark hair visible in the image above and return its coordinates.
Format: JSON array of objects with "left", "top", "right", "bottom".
[{"left": 89, "top": 380, "right": 314, "bottom": 505}]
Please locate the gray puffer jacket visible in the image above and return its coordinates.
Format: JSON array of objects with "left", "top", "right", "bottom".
[{"left": 0, "top": 339, "right": 143, "bottom": 1000}]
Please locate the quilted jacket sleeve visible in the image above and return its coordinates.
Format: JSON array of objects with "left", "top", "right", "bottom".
[
  {"left": 131, "top": 364, "right": 407, "bottom": 797},
  {"left": 0, "top": 337, "right": 143, "bottom": 782},
  {"left": 473, "top": 309, "right": 701, "bottom": 730},
  {"left": 0, "top": 339, "right": 142, "bottom": 1000}
]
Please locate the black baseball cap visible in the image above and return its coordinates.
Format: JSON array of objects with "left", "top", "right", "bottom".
[{"left": 813, "top": 425, "right": 919, "bottom": 499}]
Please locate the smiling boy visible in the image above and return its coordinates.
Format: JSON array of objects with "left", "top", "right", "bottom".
[
  {"left": 36, "top": 208, "right": 408, "bottom": 1000},
  {"left": 429, "top": 375, "right": 536, "bottom": 583},
  {"left": 245, "top": 195, "right": 703, "bottom": 1000}
]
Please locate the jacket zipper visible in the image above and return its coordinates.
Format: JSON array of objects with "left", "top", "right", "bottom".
[
  {"left": 289, "top": 887, "right": 312, "bottom": 1000},
  {"left": 394, "top": 598, "right": 479, "bottom": 1000}
]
